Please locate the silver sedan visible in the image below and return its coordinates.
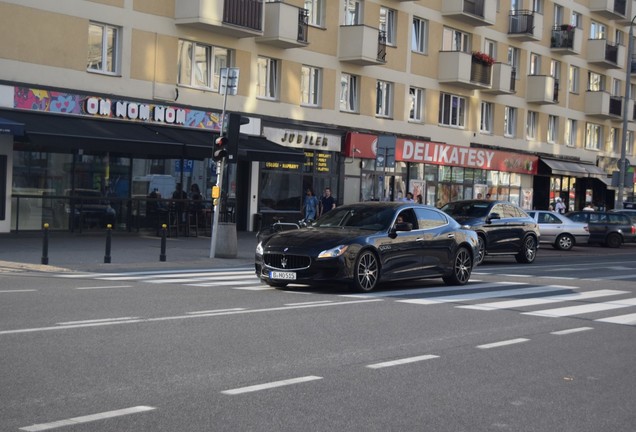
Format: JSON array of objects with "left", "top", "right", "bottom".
[{"left": 527, "top": 210, "right": 589, "bottom": 251}]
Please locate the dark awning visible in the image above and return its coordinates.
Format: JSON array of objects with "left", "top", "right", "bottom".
[
  {"left": 0, "top": 109, "right": 305, "bottom": 162},
  {"left": 237, "top": 134, "right": 305, "bottom": 163},
  {"left": 0, "top": 116, "right": 25, "bottom": 136},
  {"left": 540, "top": 158, "right": 608, "bottom": 179}
]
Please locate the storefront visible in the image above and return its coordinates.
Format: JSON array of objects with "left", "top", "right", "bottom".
[
  {"left": 0, "top": 84, "right": 304, "bottom": 233},
  {"left": 344, "top": 133, "right": 538, "bottom": 209}
]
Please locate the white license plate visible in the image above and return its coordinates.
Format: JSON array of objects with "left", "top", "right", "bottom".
[{"left": 270, "top": 271, "right": 296, "bottom": 280}]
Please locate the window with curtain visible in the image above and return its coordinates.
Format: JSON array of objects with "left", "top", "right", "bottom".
[
  {"left": 257, "top": 57, "right": 278, "bottom": 99},
  {"left": 87, "top": 22, "right": 120, "bottom": 74}
]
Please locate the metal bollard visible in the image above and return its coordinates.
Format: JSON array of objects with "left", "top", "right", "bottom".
[
  {"left": 104, "top": 224, "right": 112, "bottom": 263},
  {"left": 41, "top": 223, "right": 49, "bottom": 265},
  {"left": 160, "top": 224, "right": 167, "bottom": 262}
]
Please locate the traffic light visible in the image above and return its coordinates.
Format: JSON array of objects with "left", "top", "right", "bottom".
[{"left": 213, "top": 136, "right": 228, "bottom": 162}]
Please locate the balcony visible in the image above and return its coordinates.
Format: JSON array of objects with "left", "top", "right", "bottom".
[
  {"left": 587, "top": 39, "right": 625, "bottom": 69},
  {"left": 631, "top": 56, "right": 636, "bottom": 76},
  {"left": 258, "top": 2, "right": 308, "bottom": 48},
  {"left": 437, "top": 51, "right": 492, "bottom": 89},
  {"left": 585, "top": 91, "right": 624, "bottom": 119},
  {"left": 508, "top": 10, "right": 543, "bottom": 41},
  {"left": 441, "top": 0, "right": 496, "bottom": 26},
  {"left": 550, "top": 25, "right": 581, "bottom": 55},
  {"left": 482, "top": 63, "right": 516, "bottom": 94},
  {"left": 339, "top": 26, "right": 386, "bottom": 65},
  {"left": 526, "top": 75, "right": 559, "bottom": 104},
  {"left": 175, "top": 0, "right": 263, "bottom": 38},
  {"left": 589, "top": 0, "right": 627, "bottom": 20}
]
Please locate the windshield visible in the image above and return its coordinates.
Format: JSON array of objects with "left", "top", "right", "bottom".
[
  {"left": 441, "top": 202, "right": 490, "bottom": 218},
  {"left": 313, "top": 206, "right": 394, "bottom": 231}
]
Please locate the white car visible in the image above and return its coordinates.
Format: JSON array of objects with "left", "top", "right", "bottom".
[{"left": 527, "top": 210, "right": 589, "bottom": 251}]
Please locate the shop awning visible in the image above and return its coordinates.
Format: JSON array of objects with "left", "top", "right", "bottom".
[
  {"left": 0, "top": 109, "right": 305, "bottom": 162},
  {"left": 540, "top": 158, "right": 608, "bottom": 179},
  {"left": 0, "top": 116, "right": 24, "bottom": 136}
]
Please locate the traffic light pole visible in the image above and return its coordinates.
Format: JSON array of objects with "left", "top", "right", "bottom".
[{"left": 210, "top": 86, "right": 230, "bottom": 258}]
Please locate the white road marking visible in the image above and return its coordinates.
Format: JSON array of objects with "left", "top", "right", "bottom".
[
  {"left": 57, "top": 267, "right": 254, "bottom": 278},
  {"left": 146, "top": 275, "right": 258, "bottom": 284},
  {"left": 596, "top": 313, "right": 636, "bottom": 326},
  {"left": 229, "top": 285, "right": 271, "bottom": 291},
  {"left": 75, "top": 285, "right": 132, "bottom": 290},
  {"left": 19, "top": 406, "right": 156, "bottom": 431},
  {"left": 221, "top": 376, "right": 322, "bottom": 395},
  {"left": 95, "top": 271, "right": 256, "bottom": 281},
  {"left": 284, "top": 300, "right": 333, "bottom": 306},
  {"left": 366, "top": 354, "right": 439, "bottom": 369},
  {"left": 187, "top": 308, "right": 245, "bottom": 315},
  {"left": 458, "top": 289, "right": 626, "bottom": 311},
  {"left": 57, "top": 317, "right": 139, "bottom": 325},
  {"left": 397, "top": 286, "right": 563, "bottom": 305},
  {"left": 523, "top": 297, "right": 636, "bottom": 318},
  {"left": 0, "top": 299, "right": 383, "bottom": 336},
  {"left": 0, "top": 289, "right": 37, "bottom": 293},
  {"left": 550, "top": 327, "right": 594, "bottom": 335},
  {"left": 476, "top": 338, "right": 530, "bottom": 349},
  {"left": 341, "top": 281, "right": 523, "bottom": 299},
  {"left": 497, "top": 274, "right": 533, "bottom": 278}
]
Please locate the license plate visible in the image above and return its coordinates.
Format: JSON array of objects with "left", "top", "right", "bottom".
[{"left": 270, "top": 271, "right": 296, "bottom": 280}]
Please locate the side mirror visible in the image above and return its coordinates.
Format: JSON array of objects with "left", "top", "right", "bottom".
[
  {"left": 486, "top": 212, "right": 501, "bottom": 223},
  {"left": 390, "top": 221, "right": 413, "bottom": 238}
]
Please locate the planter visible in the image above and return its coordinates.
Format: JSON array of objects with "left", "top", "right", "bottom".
[{"left": 470, "top": 62, "right": 492, "bottom": 85}]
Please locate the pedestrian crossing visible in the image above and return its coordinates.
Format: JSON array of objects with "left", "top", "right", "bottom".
[{"left": 56, "top": 268, "right": 636, "bottom": 326}]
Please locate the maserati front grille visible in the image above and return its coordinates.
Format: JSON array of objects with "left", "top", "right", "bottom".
[{"left": 263, "top": 253, "right": 310, "bottom": 270}]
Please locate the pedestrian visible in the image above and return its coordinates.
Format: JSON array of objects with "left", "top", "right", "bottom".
[
  {"left": 302, "top": 187, "right": 319, "bottom": 222},
  {"left": 401, "top": 192, "right": 414, "bottom": 202},
  {"left": 171, "top": 182, "right": 188, "bottom": 224},
  {"left": 485, "top": 193, "right": 491, "bottom": 200},
  {"left": 555, "top": 197, "right": 566, "bottom": 214},
  {"left": 319, "top": 187, "right": 336, "bottom": 217},
  {"left": 477, "top": 193, "right": 483, "bottom": 199},
  {"left": 416, "top": 194, "right": 423, "bottom": 204},
  {"left": 583, "top": 202, "right": 595, "bottom": 211}
]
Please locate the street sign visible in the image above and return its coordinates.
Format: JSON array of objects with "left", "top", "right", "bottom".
[
  {"left": 617, "top": 158, "right": 631, "bottom": 171},
  {"left": 220, "top": 68, "right": 239, "bottom": 96}
]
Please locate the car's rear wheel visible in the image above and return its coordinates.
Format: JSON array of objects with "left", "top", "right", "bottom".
[
  {"left": 443, "top": 247, "right": 472, "bottom": 286},
  {"left": 554, "top": 233, "right": 574, "bottom": 251},
  {"left": 515, "top": 236, "right": 537, "bottom": 263},
  {"left": 475, "top": 236, "right": 486, "bottom": 266},
  {"left": 353, "top": 250, "right": 379, "bottom": 292},
  {"left": 605, "top": 232, "right": 622, "bottom": 248}
]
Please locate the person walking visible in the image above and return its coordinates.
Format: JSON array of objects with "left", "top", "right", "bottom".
[
  {"left": 555, "top": 197, "right": 566, "bottom": 214},
  {"left": 319, "top": 187, "right": 336, "bottom": 217},
  {"left": 302, "top": 187, "right": 319, "bottom": 222}
]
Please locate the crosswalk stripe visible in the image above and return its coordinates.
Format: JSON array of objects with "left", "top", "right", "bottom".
[
  {"left": 595, "top": 313, "right": 636, "bottom": 326},
  {"left": 457, "top": 289, "right": 627, "bottom": 311},
  {"left": 397, "top": 285, "right": 565, "bottom": 305},
  {"left": 96, "top": 270, "right": 256, "bottom": 281},
  {"left": 341, "top": 281, "right": 523, "bottom": 298},
  {"left": 523, "top": 297, "right": 636, "bottom": 317},
  {"left": 146, "top": 275, "right": 258, "bottom": 284}
]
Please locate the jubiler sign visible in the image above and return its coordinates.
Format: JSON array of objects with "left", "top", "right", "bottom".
[{"left": 397, "top": 139, "right": 538, "bottom": 175}]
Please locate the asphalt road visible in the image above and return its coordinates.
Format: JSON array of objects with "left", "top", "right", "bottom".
[{"left": 1, "top": 245, "right": 635, "bottom": 431}]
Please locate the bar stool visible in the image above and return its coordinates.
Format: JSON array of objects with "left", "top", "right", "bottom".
[{"left": 187, "top": 210, "right": 199, "bottom": 237}]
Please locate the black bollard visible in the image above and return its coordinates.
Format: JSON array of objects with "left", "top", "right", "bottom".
[
  {"left": 41, "top": 223, "right": 49, "bottom": 265},
  {"left": 160, "top": 224, "right": 167, "bottom": 262},
  {"left": 104, "top": 224, "right": 112, "bottom": 263}
]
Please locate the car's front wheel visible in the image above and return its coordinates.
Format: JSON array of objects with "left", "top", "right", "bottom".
[
  {"left": 515, "top": 236, "right": 537, "bottom": 263},
  {"left": 554, "top": 233, "right": 574, "bottom": 251},
  {"left": 353, "top": 250, "right": 379, "bottom": 292},
  {"left": 443, "top": 247, "right": 472, "bottom": 286}
]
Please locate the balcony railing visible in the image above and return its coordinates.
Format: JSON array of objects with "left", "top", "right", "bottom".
[
  {"left": 223, "top": 0, "right": 262, "bottom": 31},
  {"left": 377, "top": 30, "right": 387, "bottom": 62},
  {"left": 605, "top": 42, "right": 619, "bottom": 64},
  {"left": 609, "top": 96, "right": 623, "bottom": 116},
  {"left": 298, "top": 8, "right": 308, "bottom": 43},
  {"left": 509, "top": 10, "right": 534, "bottom": 35},
  {"left": 463, "top": 0, "right": 485, "bottom": 17},
  {"left": 551, "top": 26, "right": 574, "bottom": 49}
]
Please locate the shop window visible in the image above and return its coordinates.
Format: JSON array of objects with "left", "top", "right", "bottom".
[{"left": 260, "top": 170, "right": 301, "bottom": 211}]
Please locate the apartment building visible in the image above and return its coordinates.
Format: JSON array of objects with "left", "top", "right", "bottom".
[{"left": 0, "top": 0, "right": 635, "bottom": 233}]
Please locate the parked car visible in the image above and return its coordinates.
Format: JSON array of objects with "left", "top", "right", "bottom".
[
  {"left": 255, "top": 202, "right": 479, "bottom": 292},
  {"left": 526, "top": 210, "right": 589, "bottom": 251},
  {"left": 610, "top": 209, "right": 636, "bottom": 225},
  {"left": 566, "top": 211, "right": 636, "bottom": 248},
  {"left": 441, "top": 200, "right": 540, "bottom": 265}
]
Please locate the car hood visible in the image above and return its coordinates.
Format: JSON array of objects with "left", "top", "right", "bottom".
[{"left": 263, "top": 227, "right": 374, "bottom": 248}]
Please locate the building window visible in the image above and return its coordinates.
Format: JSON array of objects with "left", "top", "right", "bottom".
[
  {"left": 585, "top": 123, "right": 602, "bottom": 150},
  {"left": 527, "top": 111, "right": 538, "bottom": 139},
  {"left": 178, "top": 40, "right": 229, "bottom": 91},
  {"left": 376, "top": 80, "right": 393, "bottom": 117},
  {"left": 571, "top": 12, "right": 582, "bottom": 28},
  {"left": 442, "top": 27, "right": 470, "bottom": 52},
  {"left": 628, "top": 131, "right": 634, "bottom": 155},
  {"left": 301, "top": 65, "right": 321, "bottom": 106},
  {"left": 484, "top": 39, "right": 497, "bottom": 59},
  {"left": 380, "top": 7, "right": 396, "bottom": 46},
  {"left": 553, "top": 4, "right": 563, "bottom": 25},
  {"left": 547, "top": 115, "right": 558, "bottom": 143},
  {"left": 565, "top": 119, "right": 577, "bottom": 147},
  {"left": 551, "top": 60, "right": 561, "bottom": 81},
  {"left": 87, "top": 22, "right": 120, "bottom": 74},
  {"left": 588, "top": 72, "right": 605, "bottom": 91},
  {"left": 508, "top": 47, "right": 520, "bottom": 79},
  {"left": 504, "top": 106, "right": 517, "bottom": 137},
  {"left": 590, "top": 21, "right": 606, "bottom": 39},
  {"left": 439, "top": 93, "right": 466, "bottom": 128},
  {"left": 569, "top": 66, "right": 579, "bottom": 93},
  {"left": 529, "top": 53, "right": 541, "bottom": 75},
  {"left": 480, "top": 102, "right": 493, "bottom": 133},
  {"left": 409, "top": 87, "right": 424, "bottom": 122},
  {"left": 304, "top": 0, "right": 324, "bottom": 27},
  {"left": 343, "top": 0, "right": 362, "bottom": 25},
  {"left": 611, "top": 127, "right": 620, "bottom": 153},
  {"left": 412, "top": 17, "right": 428, "bottom": 53},
  {"left": 612, "top": 78, "right": 622, "bottom": 97},
  {"left": 257, "top": 57, "right": 278, "bottom": 99},
  {"left": 340, "top": 73, "right": 359, "bottom": 112}
]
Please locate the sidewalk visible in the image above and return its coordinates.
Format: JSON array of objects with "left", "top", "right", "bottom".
[{"left": 0, "top": 229, "right": 258, "bottom": 273}]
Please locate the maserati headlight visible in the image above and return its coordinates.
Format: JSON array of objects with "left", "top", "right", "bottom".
[
  {"left": 255, "top": 242, "right": 263, "bottom": 255},
  {"left": 317, "top": 245, "right": 348, "bottom": 259}
]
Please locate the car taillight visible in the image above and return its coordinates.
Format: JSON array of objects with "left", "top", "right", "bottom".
[{"left": 632, "top": 225, "right": 636, "bottom": 235}]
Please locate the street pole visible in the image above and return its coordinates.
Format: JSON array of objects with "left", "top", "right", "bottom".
[
  {"left": 210, "top": 80, "right": 230, "bottom": 258},
  {"left": 619, "top": 16, "right": 636, "bottom": 210}
]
